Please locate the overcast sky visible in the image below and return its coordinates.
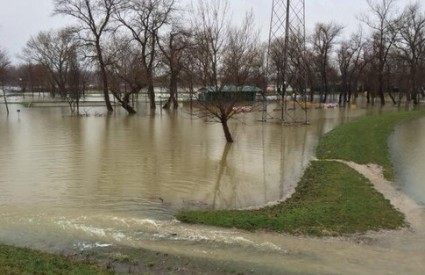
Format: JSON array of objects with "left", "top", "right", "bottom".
[{"left": 0, "top": 0, "right": 414, "bottom": 63}]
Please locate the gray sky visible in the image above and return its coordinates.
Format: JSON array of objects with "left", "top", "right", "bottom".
[{"left": 0, "top": 0, "right": 414, "bottom": 64}]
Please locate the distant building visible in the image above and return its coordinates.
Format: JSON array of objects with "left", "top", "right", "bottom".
[{"left": 198, "top": 85, "right": 262, "bottom": 102}]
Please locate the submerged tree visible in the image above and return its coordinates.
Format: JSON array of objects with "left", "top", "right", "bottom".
[
  {"left": 115, "top": 0, "right": 175, "bottom": 110},
  {"left": 22, "top": 28, "right": 78, "bottom": 98},
  {"left": 54, "top": 0, "right": 119, "bottom": 112},
  {"left": 22, "top": 28, "right": 85, "bottom": 115},
  {"left": 311, "top": 22, "right": 343, "bottom": 103},
  {"left": 158, "top": 23, "right": 191, "bottom": 109},
  {"left": 0, "top": 48, "right": 11, "bottom": 114},
  {"left": 360, "top": 0, "right": 401, "bottom": 105},
  {"left": 337, "top": 30, "right": 367, "bottom": 105},
  {"left": 394, "top": 3, "right": 425, "bottom": 105},
  {"left": 105, "top": 35, "right": 148, "bottom": 114},
  {"left": 191, "top": 0, "right": 263, "bottom": 143}
]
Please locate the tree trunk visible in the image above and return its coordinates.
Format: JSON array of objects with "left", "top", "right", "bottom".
[
  {"left": 2, "top": 86, "right": 9, "bottom": 115},
  {"left": 111, "top": 91, "right": 137, "bottom": 115},
  {"left": 221, "top": 118, "right": 234, "bottom": 143},
  {"left": 147, "top": 83, "right": 156, "bottom": 110},
  {"left": 146, "top": 71, "right": 156, "bottom": 110},
  {"left": 339, "top": 79, "right": 348, "bottom": 106},
  {"left": 412, "top": 90, "right": 419, "bottom": 105},
  {"left": 378, "top": 73, "right": 386, "bottom": 106},
  {"left": 388, "top": 89, "right": 397, "bottom": 105},
  {"left": 163, "top": 73, "right": 178, "bottom": 109},
  {"left": 96, "top": 43, "right": 113, "bottom": 112},
  {"left": 322, "top": 75, "right": 329, "bottom": 103}
]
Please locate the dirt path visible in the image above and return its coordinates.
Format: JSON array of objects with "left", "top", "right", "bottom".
[{"left": 332, "top": 160, "right": 425, "bottom": 230}]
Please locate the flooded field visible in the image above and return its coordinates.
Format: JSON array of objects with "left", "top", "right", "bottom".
[{"left": 0, "top": 98, "right": 424, "bottom": 274}]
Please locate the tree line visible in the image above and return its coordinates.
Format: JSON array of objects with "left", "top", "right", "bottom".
[{"left": 1, "top": 0, "right": 425, "bottom": 140}]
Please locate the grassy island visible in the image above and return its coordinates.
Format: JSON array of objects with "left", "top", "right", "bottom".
[{"left": 177, "top": 109, "right": 425, "bottom": 236}]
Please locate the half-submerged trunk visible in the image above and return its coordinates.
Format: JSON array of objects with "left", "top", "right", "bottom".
[
  {"left": 96, "top": 43, "right": 113, "bottom": 112},
  {"left": 111, "top": 91, "right": 137, "bottom": 115},
  {"left": 163, "top": 73, "right": 178, "bottom": 109},
  {"left": 2, "top": 86, "right": 9, "bottom": 115},
  {"left": 221, "top": 118, "right": 234, "bottom": 143}
]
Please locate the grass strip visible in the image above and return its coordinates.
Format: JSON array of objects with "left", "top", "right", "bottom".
[
  {"left": 177, "top": 161, "right": 405, "bottom": 236},
  {"left": 316, "top": 108, "right": 425, "bottom": 180},
  {"left": 0, "top": 244, "right": 109, "bottom": 275}
]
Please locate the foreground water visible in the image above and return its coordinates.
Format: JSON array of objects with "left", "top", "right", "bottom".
[{"left": 0, "top": 100, "right": 424, "bottom": 274}]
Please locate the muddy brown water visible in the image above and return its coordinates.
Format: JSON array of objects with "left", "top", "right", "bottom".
[
  {"left": 1, "top": 100, "right": 424, "bottom": 274},
  {"left": 391, "top": 116, "right": 425, "bottom": 206}
]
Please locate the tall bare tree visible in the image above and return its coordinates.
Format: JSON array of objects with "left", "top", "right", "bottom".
[
  {"left": 115, "top": 0, "right": 175, "bottom": 110},
  {"left": 22, "top": 28, "right": 78, "bottom": 98},
  {"left": 221, "top": 12, "right": 263, "bottom": 87},
  {"left": 395, "top": 3, "right": 425, "bottom": 104},
  {"left": 0, "top": 48, "right": 11, "bottom": 114},
  {"left": 337, "top": 30, "right": 367, "bottom": 105},
  {"left": 360, "top": 0, "right": 401, "bottom": 105},
  {"left": 105, "top": 35, "right": 148, "bottom": 114},
  {"left": 191, "top": 0, "right": 263, "bottom": 143},
  {"left": 54, "top": 0, "right": 119, "bottom": 112},
  {"left": 311, "top": 22, "right": 343, "bottom": 103},
  {"left": 158, "top": 24, "right": 191, "bottom": 109}
]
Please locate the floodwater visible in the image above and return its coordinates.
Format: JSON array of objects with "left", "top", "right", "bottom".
[
  {"left": 391, "top": 116, "right": 425, "bottom": 206},
  {"left": 0, "top": 99, "right": 424, "bottom": 274}
]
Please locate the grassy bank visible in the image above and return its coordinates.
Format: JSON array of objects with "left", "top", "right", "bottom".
[
  {"left": 0, "top": 244, "right": 109, "bottom": 274},
  {"left": 316, "top": 108, "right": 425, "bottom": 180},
  {"left": 0, "top": 244, "right": 275, "bottom": 275},
  {"left": 177, "top": 161, "right": 405, "bottom": 236},
  {"left": 177, "top": 109, "right": 425, "bottom": 235}
]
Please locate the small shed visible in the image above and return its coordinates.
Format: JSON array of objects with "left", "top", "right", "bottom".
[{"left": 198, "top": 85, "right": 262, "bottom": 102}]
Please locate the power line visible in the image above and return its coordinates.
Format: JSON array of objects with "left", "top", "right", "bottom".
[{"left": 266, "top": 0, "right": 308, "bottom": 124}]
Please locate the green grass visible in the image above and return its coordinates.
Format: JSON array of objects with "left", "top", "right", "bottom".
[
  {"left": 177, "top": 161, "right": 406, "bottom": 236},
  {"left": 316, "top": 109, "right": 425, "bottom": 180},
  {"left": 0, "top": 244, "right": 109, "bottom": 275}
]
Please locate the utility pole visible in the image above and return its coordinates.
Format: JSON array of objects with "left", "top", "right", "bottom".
[{"left": 267, "top": 0, "right": 308, "bottom": 124}]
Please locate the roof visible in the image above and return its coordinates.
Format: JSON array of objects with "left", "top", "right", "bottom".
[{"left": 199, "top": 85, "right": 262, "bottom": 93}]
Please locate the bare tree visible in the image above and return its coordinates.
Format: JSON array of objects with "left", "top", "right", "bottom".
[
  {"left": 193, "top": 0, "right": 233, "bottom": 142},
  {"left": 0, "top": 48, "right": 11, "bottom": 114},
  {"left": 22, "top": 28, "right": 78, "bottom": 98},
  {"left": 192, "top": 0, "right": 229, "bottom": 88},
  {"left": 105, "top": 35, "right": 148, "bottom": 114},
  {"left": 360, "top": 0, "right": 401, "bottom": 105},
  {"left": 179, "top": 35, "right": 201, "bottom": 113},
  {"left": 337, "top": 29, "right": 367, "bottom": 105},
  {"left": 221, "top": 12, "right": 263, "bottom": 87},
  {"left": 268, "top": 30, "right": 309, "bottom": 105},
  {"left": 311, "top": 22, "right": 343, "bottom": 103},
  {"left": 115, "top": 0, "right": 175, "bottom": 110},
  {"left": 191, "top": 0, "right": 263, "bottom": 143},
  {"left": 394, "top": 3, "right": 425, "bottom": 105},
  {"left": 157, "top": 24, "right": 191, "bottom": 109},
  {"left": 54, "top": 0, "right": 119, "bottom": 112},
  {"left": 67, "top": 47, "right": 84, "bottom": 114}
]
